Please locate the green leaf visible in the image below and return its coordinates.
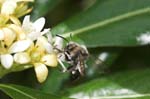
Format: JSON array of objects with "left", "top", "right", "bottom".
[
  {"left": 0, "top": 84, "right": 60, "bottom": 99},
  {"left": 0, "top": 64, "right": 33, "bottom": 78},
  {"left": 31, "top": 0, "right": 62, "bottom": 20},
  {"left": 65, "top": 68, "right": 150, "bottom": 99},
  {"left": 41, "top": 69, "right": 69, "bottom": 94},
  {"left": 52, "top": 0, "right": 150, "bottom": 47}
]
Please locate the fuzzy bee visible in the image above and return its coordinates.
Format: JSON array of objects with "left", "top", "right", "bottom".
[{"left": 55, "top": 35, "right": 89, "bottom": 79}]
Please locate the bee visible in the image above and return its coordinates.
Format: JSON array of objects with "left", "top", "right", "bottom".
[{"left": 55, "top": 35, "right": 89, "bottom": 79}]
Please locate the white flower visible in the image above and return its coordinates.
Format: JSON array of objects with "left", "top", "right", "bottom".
[
  {"left": 22, "top": 15, "right": 50, "bottom": 41},
  {"left": 0, "top": 15, "right": 50, "bottom": 69},
  {"left": 33, "top": 53, "right": 57, "bottom": 83},
  {"left": 33, "top": 36, "right": 57, "bottom": 61},
  {"left": 12, "top": 35, "right": 57, "bottom": 83},
  {"left": 32, "top": 36, "right": 58, "bottom": 83},
  {"left": 0, "top": 39, "right": 33, "bottom": 69},
  {"left": 8, "top": 15, "right": 50, "bottom": 41},
  {"left": 0, "top": 26, "right": 33, "bottom": 69},
  {"left": 33, "top": 53, "right": 58, "bottom": 83},
  {"left": 1, "top": 0, "right": 34, "bottom": 15},
  {"left": 0, "top": 13, "right": 61, "bottom": 83}
]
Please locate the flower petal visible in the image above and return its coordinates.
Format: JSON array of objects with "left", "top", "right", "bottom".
[
  {"left": 41, "top": 28, "right": 50, "bottom": 36},
  {"left": 1, "top": 0, "right": 17, "bottom": 15},
  {"left": 8, "top": 39, "right": 32, "bottom": 53},
  {"left": 14, "top": 52, "right": 31, "bottom": 64},
  {"left": 1, "top": 54, "right": 13, "bottom": 69},
  {"left": 0, "top": 29, "right": 4, "bottom": 40},
  {"left": 41, "top": 53, "right": 58, "bottom": 67},
  {"left": 22, "top": 15, "right": 35, "bottom": 34},
  {"left": 9, "top": 24, "right": 26, "bottom": 40},
  {"left": 54, "top": 36, "right": 63, "bottom": 50},
  {"left": 3, "top": 27, "right": 16, "bottom": 46},
  {"left": 35, "top": 36, "right": 48, "bottom": 52},
  {"left": 33, "top": 17, "right": 45, "bottom": 32},
  {"left": 44, "top": 42, "right": 53, "bottom": 53},
  {"left": 34, "top": 63, "right": 48, "bottom": 83},
  {"left": 36, "top": 35, "right": 53, "bottom": 53},
  {"left": 22, "top": 16, "right": 47, "bottom": 40},
  {"left": 27, "top": 31, "right": 41, "bottom": 41},
  {"left": 22, "top": 15, "right": 30, "bottom": 28},
  {"left": 36, "top": 37, "right": 53, "bottom": 53},
  {"left": 46, "top": 30, "right": 53, "bottom": 43}
]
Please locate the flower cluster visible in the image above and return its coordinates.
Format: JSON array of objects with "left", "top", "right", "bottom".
[
  {"left": 0, "top": 0, "right": 33, "bottom": 26},
  {"left": 0, "top": 15, "right": 63, "bottom": 83},
  {"left": 0, "top": 0, "right": 63, "bottom": 83}
]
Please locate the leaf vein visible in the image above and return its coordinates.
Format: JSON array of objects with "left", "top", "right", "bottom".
[
  {"left": 63, "top": 7, "right": 150, "bottom": 37},
  {"left": 0, "top": 84, "right": 36, "bottom": 99}
]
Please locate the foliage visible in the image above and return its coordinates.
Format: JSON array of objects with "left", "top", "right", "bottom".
[{"left": 0, "top": 0, "right": 150, "bottom": 98}]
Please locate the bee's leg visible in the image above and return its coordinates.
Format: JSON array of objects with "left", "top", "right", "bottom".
[
  {"left": 58, "top": 59, "right": 67, "bottom": 72},
  {"left": 53, "top": 47, "right": 63, "bottom": 53},
  {"left": 67, "top": 65, "right": 76, "bottom": 72},
  {"left": 77, "top": 63, "right": 84, "bottom": 76},
  {"left": 77, "top": 56, "right": 85, "bottom": 76}
]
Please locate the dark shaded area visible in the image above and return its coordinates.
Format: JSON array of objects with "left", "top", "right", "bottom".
[
  {"left": 45, "top": 0, "right": 84, "bottom": 27},
  {"left": 111, "top": 45, "right": 150, "bottom": 71}
]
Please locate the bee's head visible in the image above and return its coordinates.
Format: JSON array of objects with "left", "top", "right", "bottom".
[{"left": 66, "top": 42, "right": 79, "bottom": 51}]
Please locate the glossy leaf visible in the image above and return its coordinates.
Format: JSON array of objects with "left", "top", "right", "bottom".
[
  {"left": 52, "top": 0, "right": 150, "bottom": 47},
  {"left": 66, "top": 68, "right": 150, "bottom": 99},
  {"left": 41, "top": 69, "right": 69, "bottom": 94},
  {"left": 0, "top": 84, "right": 59, "bottom": 99}
]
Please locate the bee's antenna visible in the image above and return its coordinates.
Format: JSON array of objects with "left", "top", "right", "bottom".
[{"left": 56, "top": 34, "right": 69, "bottom": 43}]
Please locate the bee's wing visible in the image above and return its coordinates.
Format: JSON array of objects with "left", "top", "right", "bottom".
[{"left": 86, "top": 54, "right": 108, "bottom": 76}]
